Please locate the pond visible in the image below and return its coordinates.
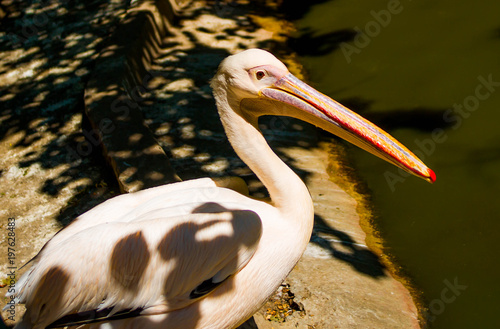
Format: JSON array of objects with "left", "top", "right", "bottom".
[{"left": 290, "top": 0, "right": 500, "bottom": 328}]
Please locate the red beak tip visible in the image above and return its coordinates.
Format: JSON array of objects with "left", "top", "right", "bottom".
[{"left": 428, "top": 169, "right": 436, "bottom": 184}]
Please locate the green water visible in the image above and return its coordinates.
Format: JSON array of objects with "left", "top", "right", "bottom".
[{"left": 292, "top": 0, "right": 500, "bottom": 328}]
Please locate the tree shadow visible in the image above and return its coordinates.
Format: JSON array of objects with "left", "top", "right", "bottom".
[
  {"left": 338, "top": 97, "right": 453, "bottom": 133},
  {"left": 26, "top": 202, "right": 259, "bottom": 328},
  {"left": 312, "top": 214, "right": 386, "bottom": 278},
  {"left": 288, "top": 28, "right": 356, "bottom": 56},
  {"left": 136, "top": 3, "right": 392, "bottom": 284},
  {"left": 0, "top": 0, "right": 452, "bottom": 327},
  {"left": 144, "top": 48, "right": 317, "bottom": 197},
  {"left": 0, "top": 0, "right": 129, "bottom": 224},
  {"left": 277, "top": 0, "right": 333, "bottom": 21}
]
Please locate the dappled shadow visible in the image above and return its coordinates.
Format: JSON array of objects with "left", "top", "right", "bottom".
[
  {"left": 0, "top": 0, "right": 443, "bottom": 326},
  {"left": 288, "top": 28, "right": 356, "bottom": 56},
  {"left": 142, "top": 44, "right": 316, "bottom": 197},
  {"left": 137, "top": 3, "right": 388, "bottom": 285},
  {"left": 278, "top": 0, "right": 332, "bottom": 21},
  {"left": 335, "top": 97, "right": 453, "bottom": 133},
  {"left": 366, "top": 107, "right": 452, "bottom": 132},
  {"left": 34, "top": 202, "right": 260, "bottom": 328},
  {"left": 138, "top": 3, "right": 317, "bottom": 198},
  {"left": 0, "top": 0, "right": 128, "bottom": 223},
  {"left": 1, "top": 1, "right": 319, "bottom": 327},
  {"left": 312, "top": 215, "right": 386, "bottom": 278}
]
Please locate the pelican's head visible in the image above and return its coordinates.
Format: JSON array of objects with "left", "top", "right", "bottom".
[{"left": 212, "top": 49, "right": 435, "bottom": 183}]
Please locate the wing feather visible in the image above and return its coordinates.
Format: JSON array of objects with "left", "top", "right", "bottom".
[{"left": 13, "top": 206, "right": 262, "bottom": 328}]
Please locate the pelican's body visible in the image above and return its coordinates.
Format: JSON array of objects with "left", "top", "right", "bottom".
[{"left": 9, "top": 49, "right": 434, "bottom": 329}]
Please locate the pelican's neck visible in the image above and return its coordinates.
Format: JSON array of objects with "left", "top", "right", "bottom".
[{"left": 215, "top": 95, "right": 313, "bottom": 218}]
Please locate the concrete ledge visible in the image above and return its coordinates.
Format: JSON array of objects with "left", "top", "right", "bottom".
[{"left": 84, "top": 0, "right": 182, "bottom": 192}]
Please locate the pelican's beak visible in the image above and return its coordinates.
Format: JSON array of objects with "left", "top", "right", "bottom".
[{"left": 261, "top": 73, "right": 436, "bottom": 183}]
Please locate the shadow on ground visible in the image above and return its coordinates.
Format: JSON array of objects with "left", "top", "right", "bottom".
[
  {"left": 0, "top": 0, "right": 129, "bottom": 223},
  {"left": 1, "top": 0, "right": 410, "bottom": 278},
  {"left": 0, "top": 0, "right": 440, "bottom": 327}
]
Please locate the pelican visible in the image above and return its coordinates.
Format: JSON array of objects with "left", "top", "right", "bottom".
[{"left": 8, "top": 49, "right": 435, "bottom": 329}]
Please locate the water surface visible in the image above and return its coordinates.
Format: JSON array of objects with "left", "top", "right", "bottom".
[{"left": 292, "top": 1, "right": 500, "bottom": 328}]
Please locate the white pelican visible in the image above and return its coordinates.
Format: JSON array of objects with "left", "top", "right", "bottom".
[{"left": 8, "top": 49, "right": 435, "bottom": 329}]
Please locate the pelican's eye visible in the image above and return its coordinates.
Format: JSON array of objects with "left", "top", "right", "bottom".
[{"left": 255, "top": 70, "right": 266, "bottom": 80}]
